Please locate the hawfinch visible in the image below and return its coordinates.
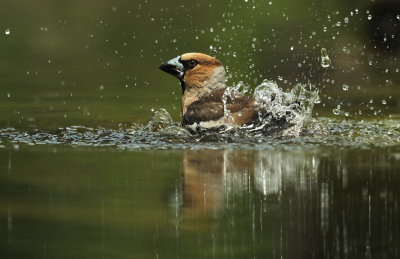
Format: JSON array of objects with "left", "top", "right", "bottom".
[{"left": 159, "top": 53, "right": 288, "bottom": 132}]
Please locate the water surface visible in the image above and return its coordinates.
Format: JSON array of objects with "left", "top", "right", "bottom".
[{"left": 1, "top": 143, "right": 399, "bottom": 258}]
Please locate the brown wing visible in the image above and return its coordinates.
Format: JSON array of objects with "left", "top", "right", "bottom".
[
  {"left": 183, "top": 101, "right": 224, "bottom": 125},
  {"left": 183, "top": 88, "right": 260, "bottom": 126}
]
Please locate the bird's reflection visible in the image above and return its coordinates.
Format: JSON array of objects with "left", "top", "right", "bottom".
[
  {"left": 180, "top": 149, "right": 319, "bottom": 219},
  {"left": 180, "top": 150, "right": 256, "bottom": 221},
  {"left": 173, "top": 148, "right": 400, "bottom": 258}
]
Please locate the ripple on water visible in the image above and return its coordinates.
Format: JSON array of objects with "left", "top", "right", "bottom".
[{"left": 0, "top": 117, "right": 399, "bottom": 150}]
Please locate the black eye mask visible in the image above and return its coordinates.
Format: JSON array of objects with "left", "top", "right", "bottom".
[{"left": 180, "top": 59, "right": 198, "bottom": 70}]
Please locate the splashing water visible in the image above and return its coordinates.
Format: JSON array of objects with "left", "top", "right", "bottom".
[
  {"left": 222, "top": 81, "right": 251, "bottom": 122},
  {"left": 1, "top": 116, "right": 399, "bottom": 150},
  {"left": 222, "top": 80, "right": 320, "bottom": 137},
  {"left": 320, "top": 48, "right": 331, "bottom": 68},
  {"left": 1, "top": 81, "right": 399, "bottom": 149}
]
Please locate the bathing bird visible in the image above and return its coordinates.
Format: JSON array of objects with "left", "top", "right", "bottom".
[{"left": 159, "top": 53, "right": 291, "bottom": 133}]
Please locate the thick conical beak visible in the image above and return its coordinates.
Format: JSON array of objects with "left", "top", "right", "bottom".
[{"left": 159, "top": 56, "right": 184, "bottom": 79}]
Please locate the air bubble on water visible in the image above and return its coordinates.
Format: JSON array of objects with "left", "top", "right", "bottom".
[
  {"left": 99, "top": 85, "right": 104, "bottom": 90},
  {"left": 344, "top": 17, "right": 349, "bottom": 23},
  {"left": 382, "top": 100, "right": 387, "bottom": 105},
  {"left": 367, "top": 14, "right": 372, "bottom": 20},
  {"left": 269, "top": 1, "right": 272, "bottom": 5},
  {"left": 290, "top": 46, "right": 294, "bottom": 51},
  {"left": 5, "top": 29, "right": 10, "bottom": 35},
  {"left": 320, "top": 48, "right": 331, "bottom": 68},
  {"left": 342, "top": 84, "right": 349, "bottom": 91},
  {"left": 336, "top": 21, "right": 341, "bottom": 27},
  {"left": 368, "top": 60, "right": 373, "bottom": 66},
  {"left": 7, "top": 93, "right": 11, "bottom": 98},
  {"left": 397, "top": 15, "right": 400, "bottom": 20}
]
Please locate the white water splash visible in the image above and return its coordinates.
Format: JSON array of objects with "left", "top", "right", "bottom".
[
  {"left": 218, "top": 80, "right": 320, "bottom": 137},
  {"left": 252, "top": 80, "right": 319, "bottom": 137}
]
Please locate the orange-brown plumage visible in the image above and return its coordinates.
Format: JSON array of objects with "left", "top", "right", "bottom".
[{"left": 159, "top": 53, "right": 261, "bottom": 130}]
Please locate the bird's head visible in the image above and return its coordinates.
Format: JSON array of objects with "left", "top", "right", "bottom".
[{"left": 159, "top": 53, "right": 226, "bottom": 95}]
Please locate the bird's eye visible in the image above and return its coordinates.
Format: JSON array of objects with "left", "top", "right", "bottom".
[{"left": 188, "top": 60, "right": 197, "bottom": 68}]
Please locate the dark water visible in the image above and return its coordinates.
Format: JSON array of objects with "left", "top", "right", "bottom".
[{"left": 1, "top": 145, "right": 399, "bottom": 258}]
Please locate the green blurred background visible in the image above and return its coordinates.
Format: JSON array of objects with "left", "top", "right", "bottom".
[{"left": 0, "top": 0, "right": 399, "bottom": 130}]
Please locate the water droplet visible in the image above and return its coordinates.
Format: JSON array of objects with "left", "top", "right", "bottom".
[
  {"left": 5, "top": 29, "right": 10, "bottom": 35},
  {"left": 336, "top": 21, "right": 341, "bottom": 27},
  {"left": 342, "top": 84, "right": 349, "bottom": 91},
  {"left": 320, "top": 48, "right": 331, "bottom": 68},
  {"left": 332, "top": 108, "right": 340, "bottom": 115},
  {"left": 344, "top": 17, "right": 349, "bottom": 23},
  {"left": 7, "top": 93, "right": 11, "bottom": 98},
  {"left": 368, "top": 60, "right": 373, "bottom": 66},
  {"left": 367, "top": 14, "right": 372, "bottom": 20}
]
